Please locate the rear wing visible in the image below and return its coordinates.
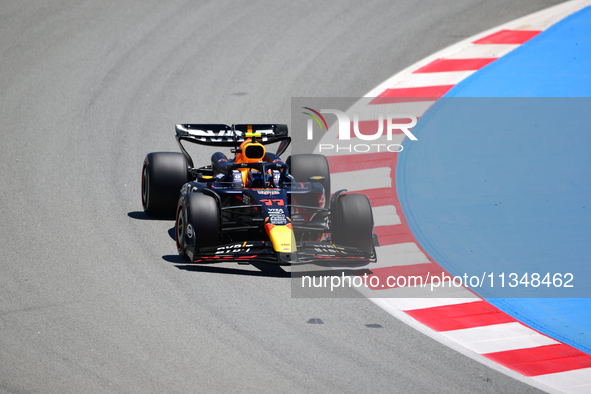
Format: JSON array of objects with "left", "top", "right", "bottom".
[{"left": 175, "top": 123, "right": 291, "bottom": 167}]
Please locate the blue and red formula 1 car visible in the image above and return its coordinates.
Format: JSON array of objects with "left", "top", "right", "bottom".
[{"left": 141, "top": 123, "right": 376, "bottom": 265}]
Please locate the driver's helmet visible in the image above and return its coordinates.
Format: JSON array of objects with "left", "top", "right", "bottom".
[{"left": 247, "top": 168, "right": 266, "bottom": 188}]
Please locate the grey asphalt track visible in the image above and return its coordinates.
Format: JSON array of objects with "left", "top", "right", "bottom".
[{"left": 0, "top": 1, "right": 564, "bottom": 392}]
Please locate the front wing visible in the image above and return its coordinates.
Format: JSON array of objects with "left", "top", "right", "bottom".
[{"left": 193, "top": 240, "right": 376, "bottom": 265}]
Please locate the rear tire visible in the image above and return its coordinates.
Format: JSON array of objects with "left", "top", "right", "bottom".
[
  {"left": 286, "top": 154, "right": 331, "bottom": 208},
  {"left": 332, "top": 194, "right": 374, "bottom": 256},
  {"left": 142, "top": 152, "right": 190, "bottom": 218},
  {"left": 176, "top": 192, "right": 220, "bottom": 260}
]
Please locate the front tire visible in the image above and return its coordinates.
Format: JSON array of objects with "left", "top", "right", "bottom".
[
  {"left": 176, "top": 192, "right": 220, "bottom": 261},
  {"left": 332, "top": 194, "right": 375, "bottom": 256},
  {"left": 142, "top": 152, "right": 190, "bottom": 218}
]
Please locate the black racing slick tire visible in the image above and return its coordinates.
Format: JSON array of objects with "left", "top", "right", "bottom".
[
  {"left": 142, "top": 152, "right": 190, "bottom": 218},
  {"left": 175, "top": 192, "right": 220, "bottom": 261},
  {"left": 332, "top": 194, "right": 375, "bottom": 256},
  {"left": 286, "top": 154, "right": 331, "bottom": 208}
]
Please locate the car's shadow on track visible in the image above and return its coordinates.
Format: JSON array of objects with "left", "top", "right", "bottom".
[
  {"left": 128, "top": 211, "right": 172, "bottom": 221},
  {"left": 167, "top": 227, "right": 175, "bottom": 240}
]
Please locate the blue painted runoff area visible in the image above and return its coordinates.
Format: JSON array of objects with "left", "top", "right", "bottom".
[{"left": 398, "top": 6, "right": 591, "bottom": 352}]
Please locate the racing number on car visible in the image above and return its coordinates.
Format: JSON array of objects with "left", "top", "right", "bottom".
[{"left": 260, "top": 199, "right": 285, "bottom": 206}]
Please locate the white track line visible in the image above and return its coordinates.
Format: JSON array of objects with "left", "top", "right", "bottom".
[{"left": 535, "top": 369, "right": 591, "bottom": 394}]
